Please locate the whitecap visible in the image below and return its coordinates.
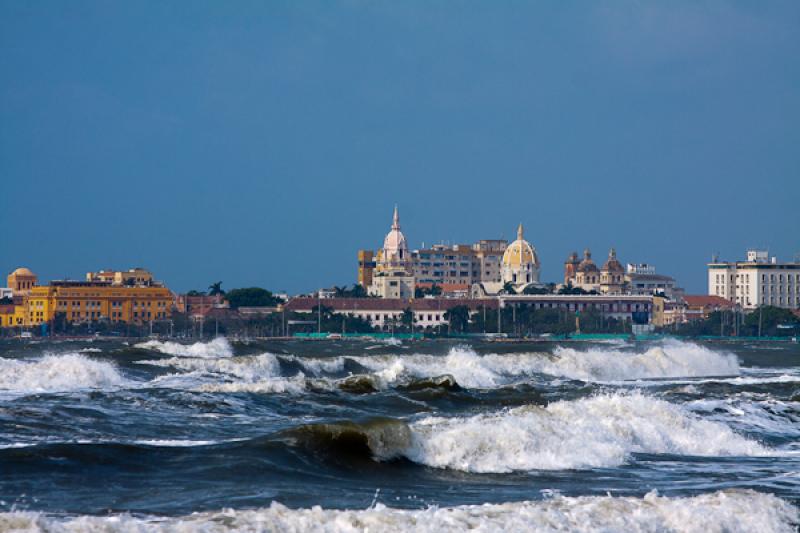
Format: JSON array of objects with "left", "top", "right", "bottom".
[
  {"left": 404, "top": 392, "right": 772, "bottom": 472},
  {"left": 1, "top": 490, "right": 795, "bottom": 533},
  {"left": 0, "top": 354, "right": 129, "bottom": 395},
  {"left": 134, "top": 337, "right": 233, "bottom": 358}
]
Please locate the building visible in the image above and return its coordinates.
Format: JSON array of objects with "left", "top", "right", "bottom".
[
  {"left": 708, "top": 249, "right": 800, "bottom": 310},
  {"left": 2, "top": 267, "right": 174, "bottom": 328},
  {"left": 7, "top": 267, "right": 38, "bottom": 296},
  {"left": 357, "top": 250, "right": 375, "bottom": 289},
  {"left": 564, "top": 250, "right": 680, "bottom": 298},
  {"left": 358, "top": 209, "right": 509, "bottom": 292},
  {"left": 86, "top": 268, "right": 155, "bottom": 286},
  {"left": 569, "top": 249, "right": 601, "bottom": 292},
  {"left": 472, "top": 224, "right": 540, "bottom": 296},
  {"left": 599, "top": 249, "right": 625, "bottom": 295},
  {"left": 499, "top": 294, "right": 656, "bottom": 325},
  {"left": 411, "top": 239, "right": 508, "bottom": 287},
  {"left": 284, "top": 297, "right": 498, "bottom": 331},
  {"left": 368, "top": 206, "right": 415, "bottom": 298}
]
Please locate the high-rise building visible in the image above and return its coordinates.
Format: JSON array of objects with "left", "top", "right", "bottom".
[{"left": 708, "top": 250, "right": 800, "bottom": 309}]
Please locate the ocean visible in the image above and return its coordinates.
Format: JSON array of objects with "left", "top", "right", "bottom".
[{"left": 0, "top": 337, "right": 798, "bottom": 532}]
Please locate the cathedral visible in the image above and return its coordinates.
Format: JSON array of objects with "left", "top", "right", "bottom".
[
  {"left": 564, "top": 248, "right": 625, "bottom": 294},
  {"left": 368, "top": 206, "right": 415, "bottom": 298}
]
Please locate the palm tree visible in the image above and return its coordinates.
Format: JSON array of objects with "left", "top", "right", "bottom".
[{"left": 208, "top": 282, "right": 224, "bottom": 296}]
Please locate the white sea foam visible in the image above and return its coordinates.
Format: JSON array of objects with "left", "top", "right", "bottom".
[
  {"left": 195, "top": 375, "right": 307, "bottom": 395},
  {"left": 404, "top": 393, "right": 771, "bottom": 472},
  {"left": 337, "top": 340, "right": 740, "bottom": 389},
  {"left": 1, "top": 490, "right": 795, "bottom": 533},
  {"left": 543, "top": 339, "right": 740, "bottom": 381},
  {"left": 0, "top": 354, "right": 129, "bottom": 395},
  {"left": 135, "top": 337, "right": 233, "bottom": 358},
  {"left": 140, "top": 353, "right": 281, "bottom": 381}
]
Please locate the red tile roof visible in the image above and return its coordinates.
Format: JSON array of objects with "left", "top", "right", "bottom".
[{"left": 683, "top": 295, "right": 734, "bottom": 309}]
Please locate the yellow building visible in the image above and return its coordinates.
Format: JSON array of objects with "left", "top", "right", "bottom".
[{"left": 2, "top": 268, "right": 174, "bottom": 328}]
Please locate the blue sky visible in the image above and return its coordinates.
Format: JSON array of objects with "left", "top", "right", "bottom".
[{"left": 1, "top": 1, "right": 798, "bottom": 294}]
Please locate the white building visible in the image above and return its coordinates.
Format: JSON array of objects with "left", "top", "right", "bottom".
[{"left": 708, "top": 249, "right": 800, "bottom": 310}]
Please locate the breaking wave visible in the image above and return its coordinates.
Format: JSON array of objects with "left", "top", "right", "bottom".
[
  {"left": 2, "top": 490, "right": 796, "bottom": 533},
  {"left": 295, "top": 339, "right": 741, "bottom": 389},
  {"left": 134, "top": 337, "right": 234, "bottom": 358},
  {"left": 405, "top": 393, "right": 772, "bottom": 472},
  {"left": 0, "top": 354, "right": 129, "bottom": 394},
  {"left": 140, "top": 353, "right": 281, "bottom": 381},
  {"left": 546, "top": 339, "right": 740, "bottom": 381}
]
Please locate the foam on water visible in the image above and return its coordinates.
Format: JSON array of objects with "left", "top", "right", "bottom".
[
  {"left": 319, "top": 339, "right": 741, "bottom": 389},
  {"left": 195, "top": 375, "right": 307, "bottom": 395},
  {"left": 543, "top": 339, "right": 740, "bottom": 381},
  {"left": 140, "top": 353, "right": 281, "bottom": 381},
  {"left": 2, "top": 490, "right": 795, "bottom": 533},
  {"left": 405, "top": 392, "right": 771, "bottom": 472},
  {"left": 0, "top": 354, "right": 129, "bottom": 395},
  {"left": 135, "top": 337, "right": 234, "bottom": 358}
]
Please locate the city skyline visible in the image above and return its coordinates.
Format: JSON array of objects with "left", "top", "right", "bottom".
[{"left": 2, "top": 2, "right": 799, "bottom": 294}]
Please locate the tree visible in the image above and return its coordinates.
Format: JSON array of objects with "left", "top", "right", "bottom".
[
  {"left": 502, "top": 282, "right": 516, "bottom": 295},
  {"left": 186, "top": 290, "right": 206, "bottom": 297},
  {"left": 741, "top": 306, "right": 800, "bottom": 337},
  {"left": 401, "top": 307, "right": 414, "bottom": 331},
  {"left": 522, "top": 285, "right": 549, "bottom": 295},
  {"left": 444, "top": 305, "right": 470, "bottom": 334},
  {"left": 415, "top": 284, "right": 443, "bottom": 298},
  {"left": 208, "top": 281, "right": 225, "bottom": 296},
  {"left": 226, "top": 287, "right": 282, "bottom": 308}
]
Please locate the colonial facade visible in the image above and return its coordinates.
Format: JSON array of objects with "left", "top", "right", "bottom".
[
  {"left": 1, "top": 267, "right": 174, "bottom": 328},
  {"left": 708, "top": 250, "right": 800, "bottom": 310}
]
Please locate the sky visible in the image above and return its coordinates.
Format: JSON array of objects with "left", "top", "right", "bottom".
[{"left": 1, "top": 1, "right": 798, "bottom": 294}]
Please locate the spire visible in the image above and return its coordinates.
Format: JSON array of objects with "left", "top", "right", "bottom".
[
  {"left": 517, "top": 223, "right": 524, "bottom": 241},
  {"left": 609, "top": 247, "right": 616, "bottom": 259},
  {"left": 392, "top": 205, "right": 400, "bottom": 230}
]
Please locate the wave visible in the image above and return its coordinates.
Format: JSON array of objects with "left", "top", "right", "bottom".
[
  {"left": 0, "top": 354, "right": 129, "bottom": 395},
  {"left": 405, "top": 393, "right": 772, "bottom": 472},
  {"left": 3, "top": 490, "right": 796, "bottom": 533},
  {"left": 283, "top": 418, "right": 412, "bottom": 461},
  {"left": 140, "top": 353, "right": 281, "bottom": 381},
  {"left": 543, "top": 339, "right": 740, "bottom": 381},
  {"left": 294, "top": 340, "right": 740, "bottom": 390},
  {"left": 134, "top": 337, "right": 234, "bottom": 358},
  {"left": 195, "top": 376, "right": 307, "bottom": 395}
]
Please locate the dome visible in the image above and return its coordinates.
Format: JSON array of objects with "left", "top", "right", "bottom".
[
  {"left": 381, "top": 206, "right": 409, "bottom": 263},
  {"left": 11, "top": 267, "right": 35, "bottom": 277},
  {"left": 577, "top": 248, "right": 599, "bottom": 273},
  {"left": 502, "top": 224, "right": 539, "bottom": 268},
  {"left": 601, "top": 248, "right": 624, "bottom": 273}
]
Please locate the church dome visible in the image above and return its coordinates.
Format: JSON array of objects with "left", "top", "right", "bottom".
[
  {"left": 601, "top": 248, "right": 624, "bottom": 273},
  {"left": 382, "top": 206, "right": 409, "bottom": 263},
  {"left": 11, "top": 267, "right": 35, "bottom": 277},
  {"left": 577, "top": 248, "right": 599, "bottom": 273},
  {"left": 502, "top": 224, "right": 539, "bottom": 268}
]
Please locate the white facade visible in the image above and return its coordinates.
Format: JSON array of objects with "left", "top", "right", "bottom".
[{"left": 708, "top": 250, "right": 800, "bottom": 310}]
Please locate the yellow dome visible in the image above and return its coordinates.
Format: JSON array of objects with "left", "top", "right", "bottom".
[
  {"left": 11, "top": 267, "right": 35, "bottom": 277},
  {"left": 502, "top": 224, "right": 538, "bottom": 267}
]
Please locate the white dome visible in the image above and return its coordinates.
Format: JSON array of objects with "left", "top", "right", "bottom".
[{"left": 382, "top": 206, "right": 409, "bottom": 264}]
